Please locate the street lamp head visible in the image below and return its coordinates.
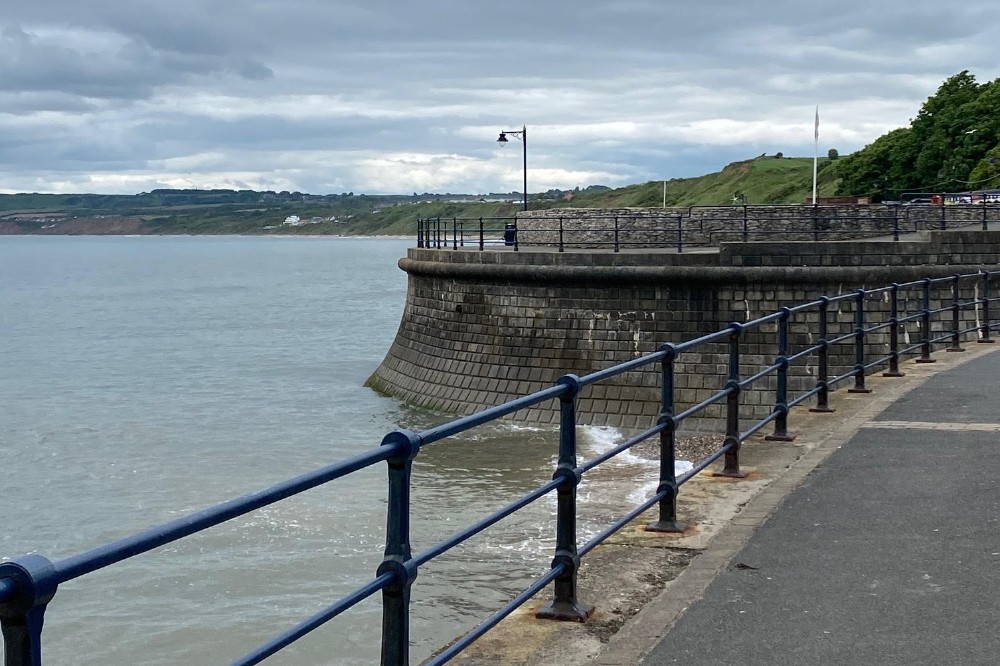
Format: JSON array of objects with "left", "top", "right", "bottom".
[{"left": 494, "top": 125, "right": 527, "bottom": 211}]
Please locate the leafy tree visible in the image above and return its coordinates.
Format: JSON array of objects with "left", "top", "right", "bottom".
[
  {"left": 827, "top": 148, "right": 839, "bottom": 160},
  {"left": 968, "top": 146, "right": 1000, "bottom": 187},
  {"left": 835, "top": 70, "right": 1000, "bottom": 196}
]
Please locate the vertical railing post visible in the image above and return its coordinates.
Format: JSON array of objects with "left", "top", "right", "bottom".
[
  {"left": 0, "top": 554, "right": 60, "bottom": 666},
  {"left": 883, "top": 283, "right": 905, "bottom": 377},
  {"left": 916, "top": 278, "right": 937, "bottom": 363},
  {"left": 512, "top": 217, "right": 519, "bottom": 252},
  {"left": 478, "top": 217, "right": 484, "bottom": 251},
  {"left": 451, "top": 217, "right": 458, "bottom": 250},
  {"left": 558, "top": 217, "right": 564, "bottom": 253},
  {"left": 983, "top": 199, "right": 989, "bottom": 231},
  {"left": 946, "top": 274, "right": 966, "bottom": 352},
  {"left": 979, "top": 271, "right": 995, "bottom": 343},
  {"left": 435, "top": 217, "right": 442, "bottom": 248},
  {"left": 378, "top": 430, "right": 421, "bottom": 666},
  {"left": 940, "top": 202, "right": 946, "bottom": 230},
  {"left": 676, "top": 215, "right": 683, "bottom": 253},
  {"left": 417, "top": 219, "right": 424, "bottom": 248},
  {"left": 766, "top": 308, "right": 796, "bottom": 441},
  {"left": 715, "top": 324, "right": 747, "bottom": 478},
  {"left": 613, "top": 216, "right": 620, "bottom": 253},
  {"left": 810, "top": 297, "right": 835, "bottom": 413},
  {"left": 742, "top": 205, "right": 749, "bottom": 242},
  {"left": 536, "top": 375, "right": 594, "bottom": 622},
  {"left": 647, "top": 344, "right": 687, "bottom": 532},
  {"left": 892, "top": 205, "right": 900, "bottom": 241},
  {"left": 812, "top": 203, "right": 819, "bottom": 241},
  {"left": 848, "top": 289, "right": 873, "bottom": 393},
  {"left": 457, "top": 219, "right": 464, "bottom": 248}
]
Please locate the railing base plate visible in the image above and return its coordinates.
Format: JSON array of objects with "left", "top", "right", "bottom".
[
  {"left": 847, "top": 388, "right": 873, "bottom": 394},
  {"left": 712, "top": 470, "right": 748, "bottom": 479},
  {"left": 535, "top": 601, "right": 594, "bottom": 623},
  {"left": 764, "top": 432, "right": 797, "bottom": 442},
  {"left": 644, "top": 519, "right": 687, "bottom": 534},
  {"left": 946, "top": 347, "right": 966, "bottom": 352},
  {"left": 809, "top": 406, "right": 836, "bottom": 413},
  {"left": 915, "top": 358, "right": 937, "bottom": 364},
  {"left": 977, "top": 339, "right": 995, "bottom": 344},
  {"left": 882, "top": 371, "right": 905, "bottom": 377}
]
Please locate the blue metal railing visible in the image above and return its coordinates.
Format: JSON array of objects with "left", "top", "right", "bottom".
[
  {"left": 2, "top": 270, "right": 997, "bottom": 665},
  {"left": 416, "top": 203, "right": 1000, "bottom": 252}
]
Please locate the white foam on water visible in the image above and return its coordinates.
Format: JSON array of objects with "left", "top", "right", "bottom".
[
  {"left": 505, "top": 423, "right": 550, "bottom": 433},
  {"left": 578, "top": 425, "right": 651, "bottom": 467},
  {"left": 454, "top": 420, "right": 555, "bottom": 442},
  {"left": 625, "top": 461, "right": 694, "bottom": 505}
]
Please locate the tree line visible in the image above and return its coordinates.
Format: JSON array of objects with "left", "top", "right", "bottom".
[{"left": 835, "top": 70, "right": 1000, "bottom": 199}]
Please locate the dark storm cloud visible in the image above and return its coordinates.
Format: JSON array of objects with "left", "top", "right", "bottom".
[
  {"left": 1, "top": 0, "right": 1000, "bottom": 193},
  {"left": 0, "top": 22, "right": 272, "bottom": 100}
]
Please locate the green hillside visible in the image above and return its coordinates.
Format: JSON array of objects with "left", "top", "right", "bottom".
[
  {"left": 568, "top": 156, "right": 840, "bottom": 208},
  {"left": 0, "top": 155, "right": 840, "bottom": 236}
]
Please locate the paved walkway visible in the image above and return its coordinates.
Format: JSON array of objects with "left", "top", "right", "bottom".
[{"left": 639, "top": 349, "right": 1000, "bottom": 665}]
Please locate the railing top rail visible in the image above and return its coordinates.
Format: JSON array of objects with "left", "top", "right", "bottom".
[
  {"left": 418, "top": 216, "right": 520, "bottom": 222},
  {"left": 418, "top": 384, "right": 567, "bottom": 445},
  {"left": 52, "top": 444, "right": 398, "bottom": 583},
  {"left": 786, "top": 298, "right": 826, "bottom": 315},
  {"left": 576, "top": 349, "right": 668, "bottom": 386},
  {"left": 746, "top": 310, "right": 785, "bottom": 327},
  {"left": 672, "top": 326, "right": 738, "bottom": 353}
]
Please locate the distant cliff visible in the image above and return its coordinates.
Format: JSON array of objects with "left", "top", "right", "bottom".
[{"left": 0, "top": 215, "right": 146, "bottom": 235}]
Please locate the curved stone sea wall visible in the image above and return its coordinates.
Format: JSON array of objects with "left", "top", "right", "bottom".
[{"left": 368, "top": 230, "right": 1000, "bottom": 431}]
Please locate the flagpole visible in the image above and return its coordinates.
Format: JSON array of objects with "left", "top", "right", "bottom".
[{"left": 812, "top": 105, "right": 819, "bottom": 205}]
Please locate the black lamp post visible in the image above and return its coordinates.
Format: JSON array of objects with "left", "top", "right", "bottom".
[{"left": 497, "top": 125, "right": 528, "bottom": 211}]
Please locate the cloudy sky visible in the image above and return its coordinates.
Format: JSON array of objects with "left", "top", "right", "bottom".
[{"left": 2, "top": 1, "right": 998, "bottom": 195}]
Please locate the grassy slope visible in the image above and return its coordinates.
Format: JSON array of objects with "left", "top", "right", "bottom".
[{"left": 568, "top": 156, "right": 841, "bottom": 208}]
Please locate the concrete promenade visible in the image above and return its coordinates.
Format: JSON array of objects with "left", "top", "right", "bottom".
[{"left": 629, "top": 347, "right": 1000, "bottom": 664}]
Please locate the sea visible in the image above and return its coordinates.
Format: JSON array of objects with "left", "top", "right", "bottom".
[{"left": 0, "top": 235, "right": 663, "bottom": 665}]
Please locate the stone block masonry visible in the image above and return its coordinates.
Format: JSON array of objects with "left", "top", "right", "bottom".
[
  {"left": 511, "top": 204, "right": 1000, "bottom": 248},
  {"left": 367, "top": 229, "right": 1000, "bottom": 431}
]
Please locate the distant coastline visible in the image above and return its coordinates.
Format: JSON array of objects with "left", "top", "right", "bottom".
[{"left": 0, "top": 214, "right": 411, "bottom": 238}]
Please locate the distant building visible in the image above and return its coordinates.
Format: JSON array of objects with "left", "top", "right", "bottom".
[{"left": 283, "top": 215, "right": 303, "bottom": 226}]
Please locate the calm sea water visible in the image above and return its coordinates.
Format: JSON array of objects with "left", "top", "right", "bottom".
[{"left": 0, "top": 235, "right": 658, "bottom": 665}]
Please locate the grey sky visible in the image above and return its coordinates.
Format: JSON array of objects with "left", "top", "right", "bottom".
[{"left": 1, "top": 0, "right": 998, "bottom": 194}]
